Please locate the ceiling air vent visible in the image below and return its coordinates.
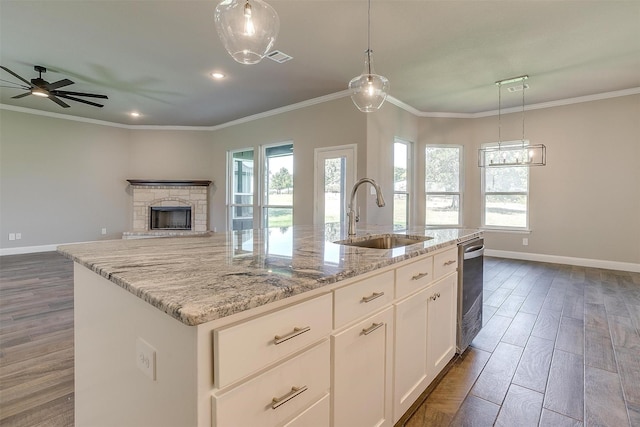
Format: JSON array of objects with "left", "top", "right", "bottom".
[
  {"left": 266, "top": 50, "right": 293, "bottom": 64},
  {"left": 507, "top": 83, "right": 530, "bottom": 92}
]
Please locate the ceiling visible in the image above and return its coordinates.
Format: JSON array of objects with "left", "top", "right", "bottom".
[{"left": 1, "top": 0, "right": 639, "bottom": 127}]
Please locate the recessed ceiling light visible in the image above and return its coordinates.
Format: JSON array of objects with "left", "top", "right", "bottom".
[
  {"left": 130, "top": 112, "right": 141, "bottom": 117},
  {"left": 211, "top": 72, "right": 225, "bottom": 79}
]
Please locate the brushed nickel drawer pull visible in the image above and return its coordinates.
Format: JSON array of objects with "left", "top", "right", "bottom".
[
  {"left": 361, "top": 322, "right": 384, "bottom": 335},
  {"left": 361, "top": 291, "right": 384, "bottom": 303},
  {"left": 271, "top": 385, "right": 308, "bottom": 409},
  {"left": 411, "top": 272, "right": 429, "bottom": 281},
  {"left": 274, "top": 326, "right": 311, "bottom": 345},
  {"left": 443, "top": 260, "right": 456, "bottom": 266}
]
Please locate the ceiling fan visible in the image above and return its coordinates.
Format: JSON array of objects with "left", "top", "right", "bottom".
[{"left": 0, "top": 65, "right": 108, "bottom": 108}]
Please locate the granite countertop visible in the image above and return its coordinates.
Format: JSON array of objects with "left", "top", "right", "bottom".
[{"left": 58, "top": 225, "right": 482, "bottom": 326}]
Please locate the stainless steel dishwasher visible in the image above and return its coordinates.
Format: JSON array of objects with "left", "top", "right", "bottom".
[{"left": 457, "top": 237, "right": 484, "bottom": 353}]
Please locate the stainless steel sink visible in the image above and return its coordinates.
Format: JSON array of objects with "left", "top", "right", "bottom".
[{"left": 335, "top": 234, "right": 433, "bottom": 250}]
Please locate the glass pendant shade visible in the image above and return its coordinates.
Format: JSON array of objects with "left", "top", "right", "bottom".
[
  {"left": 214, "top": 0, "right": 279, "bottom": 65},
  {"left": 349, "top": 50, "right": 390, "bottom": 112}
]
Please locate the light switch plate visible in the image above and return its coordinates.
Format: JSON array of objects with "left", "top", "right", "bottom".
[{"left": 136, "top": 338, "right": 156, "bottom": 381}]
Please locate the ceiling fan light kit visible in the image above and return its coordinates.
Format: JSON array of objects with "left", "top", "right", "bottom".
[
  {"left": 214, "top": 0, "right": 280, "bottom": 65},
  {"left": 0, "top": 65, "right": 108, "bottom": 108},
  {"left": 478, "top": 75, "right": 546, "bottom": 168},
  {"left": 348, "top": 0, "right": 389, "bottom": 112}
]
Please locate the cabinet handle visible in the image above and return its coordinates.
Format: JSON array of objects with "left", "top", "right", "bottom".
[
  {"left": 437, "top": 292, "right": 441, "bottom": 298},
  {"left": 411, "top": 272, "right": 429, "bottom": 281},
  {"left": 274, "top": 326, "right": 311, "bottom": 345},
  {"left": 361, "top": 322, "right": 384, "bottom": 336},
  {"left": 271, "top": 385, "right": 308, "bottom": 409},
  {"left": 361, "top": 291, "right": 384, "bottom": 303},
  {"left": 443, "top": 260, "right": 456, "bottom": 266},
  {"left": 430, "top": 294, "right": 436, "bottom": 301}
]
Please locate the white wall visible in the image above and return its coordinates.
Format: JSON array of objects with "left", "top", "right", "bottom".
[{"left": 1, "top": 93, "right": 638, "bottom": 267}]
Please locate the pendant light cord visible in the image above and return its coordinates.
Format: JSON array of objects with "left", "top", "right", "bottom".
[
  {"left": 498, "top": 83, "right": 502, "bottom": 147},
  {"left": 367, "top": 0, "right": 372, "bottom": 75}
]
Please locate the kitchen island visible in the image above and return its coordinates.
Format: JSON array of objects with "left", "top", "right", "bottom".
[{"left": 59, "top": 225, "right": 481, "bottom": 427}]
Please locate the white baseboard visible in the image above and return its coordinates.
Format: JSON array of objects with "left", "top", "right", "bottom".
[
  {"left": 485, "top": 249, "right": 640, "bottom": 273},
  {"left": 0, "top": 244, "right": 60, "bottom": 256}
]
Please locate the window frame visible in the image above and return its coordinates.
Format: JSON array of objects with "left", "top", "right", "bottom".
[
  {"left": 393, "top": 138, "right": 412, "bottom": 231},
  {"left": 227, "top": 147, "right": 255, "bottom": 231},
  {"left": 425, "top": 144, "right": 464, "bottom": 227},
  {"left": 480, "top": 141, "right": 530, "bottom": 231},
  {"left": 260, "top": 142, "right": 294, "bottom": 229}
]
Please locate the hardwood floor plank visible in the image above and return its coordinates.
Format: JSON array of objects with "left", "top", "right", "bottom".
[
  {"left": 448, "top": 395, "right": 500, "bottom": 427},
  {"left": 501, "top": 311, "right": 537, "bottom": 347},
  {"left": 420, "top": 348, "right": 491, "bottom": 424},
  {"left": 615, "top": 346, "right": 640, "bottom": 407},
  {"left": 494, "top": 384, "right": 543, "bottom": 427},
  {"left": 519, "top": 292, "right": 547, "bottom": 315},
  {"left": 584, "top": 303, "right": 610, "bottom": 336},
  {"left": 531, "top": 309, "right": 562, "bottom": 341},
  {"left": 471, "top": 314, "right": 512, "bottom": 352},
  {"left": 483, "top": 304, "right": 498, "bottom": 327},
  {"left": 539, "top": 409, "right": 583, "bottom": 427},
  {"left": 484, "top": 288, "right": 513, "bottom": 308},
  {"left": 470, "top": 342, "right": 523, "bottom": 405},
  {"left": 584, "top": 329, "right": 617, "bottom": 373},
  {"left": 543, "top": 349, "right": 584, "bottom": 421},
  {"left": 541, "top": 287, "right": 567, "bottom": 312},
  {"left": 512, "top": 335, "right": 554, "bottom": 393},
  {"left": 494, "top": 294, "right": 526, "bottom": 318},
  {"left": 608, "top": 315, "right": 640, "bottom": 350},
  {"left": 555, "top": 317, "right": 584, "bottom": 355},
  {"left": 562, "top": 292, "right": 584, "bottom": 320},
  {"left": 584, "top": 366, "right": 630, "bottom": 427}
]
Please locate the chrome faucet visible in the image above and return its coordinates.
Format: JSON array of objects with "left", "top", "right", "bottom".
[{"left": 348, "top": 178, "right": 386, "bottom": 236}]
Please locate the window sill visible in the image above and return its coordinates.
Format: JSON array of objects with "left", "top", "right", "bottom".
[{"left": 480, "top": 227, "right": 531, "bottom": 234}]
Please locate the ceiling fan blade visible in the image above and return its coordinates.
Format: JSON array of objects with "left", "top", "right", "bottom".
[
  {"left": 12, "top": 92, "right": 32, "bottom": 99},
  {"left": 0, "top": 66, "right": 32, "bottom": 87},
  {"left": 56, "top": 94, "right": 104, "bottom": 108},
  {"left": 48, "top": 94, "right": 70, "bottom": 108},
  {"left": 46, "top": 78, "right": 74, "bottom": 90},
  {"left": 53, "top": 90, "right": 108, "bottom": 99}
]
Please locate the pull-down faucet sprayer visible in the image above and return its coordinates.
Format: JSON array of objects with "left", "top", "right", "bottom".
[{"left": 347, "top": 178, "right": 386, "bottom": 236}]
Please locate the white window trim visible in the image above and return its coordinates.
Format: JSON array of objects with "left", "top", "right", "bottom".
[
  {"left": 480, "top": 141, "right": 531, "bottom": 231},
  {"left": 227, "top": 147, "right": 256, "bottom": 231},
  {"left": 260, "top": 141, "right": 294, "bottom": 229},
  {"left": 425, "top": 144, "right": 464, "bottom": 227},
  {"left": 394, "top": 138, "right": 413, "bottom": 230}
]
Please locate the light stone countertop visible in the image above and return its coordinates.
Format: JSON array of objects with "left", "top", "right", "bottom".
[{"left": 58, "top": 225, "right": 482, "bottom": 326}]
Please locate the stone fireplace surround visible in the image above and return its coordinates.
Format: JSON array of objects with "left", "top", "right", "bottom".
[{"left": 123, "top": 180, "right": 211, "bottom": 238}]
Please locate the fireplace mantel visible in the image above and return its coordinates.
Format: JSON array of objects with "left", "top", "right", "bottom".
[{"left": 127, "top": 179, "right": 211, "bottom": 187}]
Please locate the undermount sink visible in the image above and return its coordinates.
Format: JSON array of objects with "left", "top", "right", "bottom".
[{"left": 335, "top": 234, "right": 433, "bottom": 250}]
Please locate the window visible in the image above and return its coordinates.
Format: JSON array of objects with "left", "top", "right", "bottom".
[
  {"left": 481, "top": 142, "right": 529, "bottom": 229},
  {"left": 229, "top": 149, "right": 254, "bottom": 230},
  {"left": 393, "top": 139, "right": 411, "bottom": 230},
  {"left": 263, "top": 143, "right": 294, "bottom": 228},
  {"left": 425, "top": 145, "right": 462, "bottom": 226}
]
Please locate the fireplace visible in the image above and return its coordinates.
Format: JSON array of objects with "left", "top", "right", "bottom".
[{"left": 150, "top": 207, "right": 192, "bottom": 230}]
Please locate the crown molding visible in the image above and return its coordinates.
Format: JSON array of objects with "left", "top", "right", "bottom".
[{"left": 2, "top": 87, "right": 638, "bottom": 130}]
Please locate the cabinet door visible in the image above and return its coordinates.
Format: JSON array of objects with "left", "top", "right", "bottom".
[
  {"left": 332, "top": 307, "right": 394, "bottom": 427},
  {"left": 426, "top": 274, "right": 457, "bottom": 383},
  {"left": 393, "top": 288, "right": 429, "bottom": 422}
]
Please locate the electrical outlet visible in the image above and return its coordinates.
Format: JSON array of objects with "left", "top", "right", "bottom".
[
  {"left": 15, "top": 233, "right": 22, "bottom": 240},
  {"left": 136, "top": 338, "right": 156, "bottom": 381},
  {"left": 8, "top": 233, "right": 15, "bottom": 241},
  {"left": 522, "top": 237, "right": 529, "bottom": 246},
  {"left": 101, "top": 228, "right": 107, "bottom": 235}
]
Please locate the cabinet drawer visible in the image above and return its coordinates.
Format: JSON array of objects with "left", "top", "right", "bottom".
[
  {"left": 283, "top": 393, "right": 330, "bottom": 427},
  {"left": 395, "top": 256, "right": 433, "bottom": 299},
  {"left": 214, "top": 294, "right": 332, "bottom": 388},
  {"left": 433, "top": 247, "right": 458, "bottom": 280},
  {"left": 333, "top": 270, "right": 394, "bottom": 329},
  {"left": 213, "top": 341, "right": 330, "bottom": 427}
]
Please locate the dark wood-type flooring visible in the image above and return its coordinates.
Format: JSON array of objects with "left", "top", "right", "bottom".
[{"left": 1, "top": 252, "right": 639, "bottom": 426}]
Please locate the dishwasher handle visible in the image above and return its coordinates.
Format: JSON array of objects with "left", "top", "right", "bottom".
[{"left": 463, "top": 245, "right": 484, "bottom": 260}]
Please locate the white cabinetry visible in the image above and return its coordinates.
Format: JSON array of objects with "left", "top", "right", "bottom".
[
  {"left": 332, "top": 307, "right": 394, "bottom": 427},
  {"left": 426, "top": 273, "right": 457, "bottom": 382}
]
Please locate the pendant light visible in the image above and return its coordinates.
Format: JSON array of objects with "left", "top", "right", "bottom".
[
  {"left": 348, "top": 0, "right": 389, "bottom": 112},
  {"left": 478, "top": 75, "right": 546, "bottom": 167},
  {"left": 214, "top": 0, "right": 280, "bottom": 65}
]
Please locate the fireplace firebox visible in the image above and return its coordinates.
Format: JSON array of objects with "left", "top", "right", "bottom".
[{"left": 150, "top": 207, "right": 192, "bottom": 230}]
